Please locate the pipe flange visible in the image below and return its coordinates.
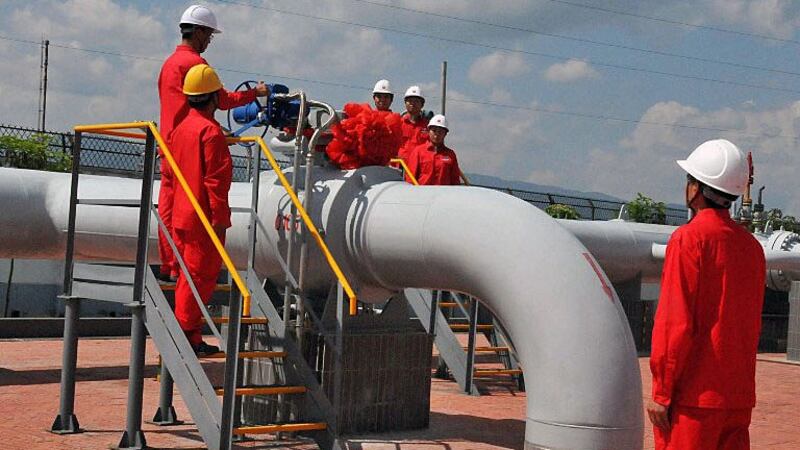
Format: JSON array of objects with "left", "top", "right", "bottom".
[{"left": 766, "top": 230, "right": 800, "bottom": 291}]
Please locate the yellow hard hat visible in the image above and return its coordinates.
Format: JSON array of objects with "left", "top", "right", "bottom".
[{"left": 183, "top": 64, "right": 222, "bottom": 96}]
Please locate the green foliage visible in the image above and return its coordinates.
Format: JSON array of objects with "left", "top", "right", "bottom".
[
  {"left": 545, "top": 203, "right": 581, "bottom": 220},
  {"left": 0, "top": 134, "right": 72, "bottom": 172},
  {"left": 766, "top": 208, "right": 798, "bottom": 232},
  {"left": 626, "top": 192, "right": 667, "bottom": 224}
]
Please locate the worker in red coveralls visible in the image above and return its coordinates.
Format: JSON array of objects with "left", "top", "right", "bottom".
[
  {"left": 405, "top": 114, "right": 462, "bottom": 185},
  {"left": 372, "top": 79, "right": 394, "bottom": 112},
  {"left": 648, "top": 139, "right": 766, "bottom": 450},
  {"left": 396, "top": 85, "right": 429, "bottom": 161},
  {"left": 170, "top": 64, "right": 233, "bottom": 355},
  {"left": 157, "top": 4, "right": 268, "bottom": 282}
]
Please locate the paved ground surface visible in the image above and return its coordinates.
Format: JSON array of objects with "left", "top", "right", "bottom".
[{"left": 1, "top": 337, "right": 798, "bottom": 449}]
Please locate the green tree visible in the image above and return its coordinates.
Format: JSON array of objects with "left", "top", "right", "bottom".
[
  {"left": 626, "top": 193, "right": 667, "bottom": 224},
  {"left": 0, "top": 134, "right": 72, "bottom": 172},
  {"left": 545, "top": 203, "right": 581, "bottom": 220}
]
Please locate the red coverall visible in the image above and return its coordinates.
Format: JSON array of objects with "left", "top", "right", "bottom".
[
  {"left": 169, "top": 108, "right": 233, "bottom": 347},
  {"left": 396, "top": 114, "right": 428, "bottom": 161},
  {"left": 405, "top": 142, "right": 462, "bottom": 185},
  {"left": 650, "top": 208, "right": 765, "bottom": 450},
  {"left": 157, "top": 44, "right": 255, "bottom": 278}
]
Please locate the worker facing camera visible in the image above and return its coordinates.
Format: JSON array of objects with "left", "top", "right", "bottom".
[
  {"left": 397, "top": 85, "right": 429, "bottom": 161},
  {"left": 404, "top": 114, "right": 462, "bottom": 186},
  {"left": 372, "top": 79, "right": 394, "bottom": 112}
]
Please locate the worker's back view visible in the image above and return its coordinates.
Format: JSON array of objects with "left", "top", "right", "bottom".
[{"left": 649, "top": 139, "right": 766, "bottom": 450}]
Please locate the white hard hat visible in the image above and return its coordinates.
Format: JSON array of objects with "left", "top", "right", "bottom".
[
  {"left": 180, "top": 5, "right": 221, "bottom": 33},
  {"left": 404, "top": 85, "right": 424, "bottom": 100},
  {"left": 373, "top": 79, "right": 393, "bottom": 95},
  {"left": 428, "top": 114, "right": 448, "bottom": 130},
  {"left": 677, "top": 139, "right": 748, "bottom": 196}
]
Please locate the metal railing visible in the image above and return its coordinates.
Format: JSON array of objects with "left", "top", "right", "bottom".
[
  {"left": 73, "top": 122, "right": 252, "bottom": 315},
  {"left": 0, "top": 123, "right": 289, "bottom": 180},
  {"left": 238, "top": 135, "right": 358, "bottom": 316}
]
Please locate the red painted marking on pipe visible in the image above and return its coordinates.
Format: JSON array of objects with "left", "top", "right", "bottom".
[{"left": 582, "top": 252, "right": 615, "bottom": 303}]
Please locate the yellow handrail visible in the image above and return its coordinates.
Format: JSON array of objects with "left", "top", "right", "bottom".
[
  {"left": 389, "top": 158, "right": 419, "bottom": 186},
  {"left": 233, "top": 136, "right": 359, "bottom": 316},
  {"left": 72, "top": 121, "right": 252, "bottom": 316},
  {"left": 146, "top": 123, "right": 252, "bottom": 316}
]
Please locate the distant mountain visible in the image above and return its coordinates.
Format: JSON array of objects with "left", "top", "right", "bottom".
[{"left": 465, "top": 173, "right": 627, "bottom": 203}]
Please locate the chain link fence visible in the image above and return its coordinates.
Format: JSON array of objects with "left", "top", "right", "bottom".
[
  {"left": 478, "top": 185, "right": 687, "bottom": 225},
  {"left": 0, "top": 123, "right": 289, "bottom": 181},
  {"left": 2, "top": 123, "right": 686, "bottom": 223}
]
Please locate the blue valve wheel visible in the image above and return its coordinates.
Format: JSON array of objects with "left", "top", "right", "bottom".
[{"left": 226, "top": 80, "right": 268, "bottom": 148}]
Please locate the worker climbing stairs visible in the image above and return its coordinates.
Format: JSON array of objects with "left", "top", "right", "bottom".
[{"left": 48, "top": 114, "right": 354, "bottom": 450}]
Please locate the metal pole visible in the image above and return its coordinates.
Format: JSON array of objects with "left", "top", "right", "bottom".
[
  {"left": 51, "top": 130, "right": 82, "bottom": 435},
  {"left": 118, "top": 127, "right": 155, "bottom": 450},
  {"left": 118, "top": 304, "right": 147, "bottom": 450},
  {"left": 41, "top": 39, "right": 49, "bottom": 131},
  {"left": 464, "top": 297, "right": 479, "bottom": 395},
  {"left": 440, "top": 61, "right": 447, "bottom": 115},
  {"left": 219, "top": 283, "right": 243, "bottom": 450},
  {"left": 428, "top": 290, "right": 439, "bottom": 335},
  {"left": 248, "top": 148, "right": 261, "bottom": 269},
  {"left": 282, "top": 92, "right": 307, "bottom": 330},
  {"left": 332, "top": 282, "right": 345, "bottom": 434},
  {"left": 62, "top": 131, "right": 82, "bottom": 294},
  {"left": 296, "top": 150, "right": 315, "bottom": 349},
  {"left": 50, "top": 296, "right": 81, "bottom": 434},
  {"left": 2, "top": 258, "right": 13, "bottom": 318},
  {"left": 151, "top": 364, "right": 181, "bottom": 425}
]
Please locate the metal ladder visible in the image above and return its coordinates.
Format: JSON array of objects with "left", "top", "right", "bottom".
[
  {"left": 49, "top": 121, "right": 346, "bottom": 450},
  {"left": 405, "top": 289, "right": 524, "bottom": 395}
]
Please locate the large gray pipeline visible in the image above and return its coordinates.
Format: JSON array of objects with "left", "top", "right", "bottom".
[
  {"left": 336, "top": 171, "right": 644, "bottom": 449},
  {"left": 0, "top": 166, "right": 645, "bottom": 449}
]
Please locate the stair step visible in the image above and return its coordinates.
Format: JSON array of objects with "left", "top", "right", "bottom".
[
  {"left": 201, "top": 351, "right": 287, "bottom": 359},
  {"left": 449, "top": 324, "right": 494, "bottom": 331},
  {"left": 214, "top": 385, "right": 307, "bottom": 396},
  {"left": 233, "top": 422, "right": 328, "bottom": 436},
  {"left": 160, "top": 283, "right": 231, "bottom": 292},
  {"left": 465, "top": 346, "right": 510, "bottom": 353},
  {"left": 211, "top": 316, "right": 268, "bottom": 325},
  {"left": 438, "top": 302, "right": 459, "bottom": 308},
  {"left": 473, "top": 368, "right": 523, "bottom": 376}
]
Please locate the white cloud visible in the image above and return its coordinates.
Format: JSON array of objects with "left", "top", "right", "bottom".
[
  {"left": 468, "top": 51, "right": 530, "bottom": 86},
  {"left": 544, "top": 59, "right": 599, "bottom": 83},
  {"left": 709, "top": 0, "right": 800, "bottom": 39},
  {"left": 580, "top": 100, "right": 800, "bottom": 212}
]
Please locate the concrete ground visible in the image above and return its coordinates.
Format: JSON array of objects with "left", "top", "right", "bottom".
[{"left": 1, "top": 337, "right": 798, "bottom": 449}]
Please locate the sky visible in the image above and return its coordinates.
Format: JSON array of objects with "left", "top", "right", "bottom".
[{"left": 1, "top": 0, "right": 799, "bottom": 212}]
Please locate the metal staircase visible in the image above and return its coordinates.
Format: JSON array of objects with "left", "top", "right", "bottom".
[
  {"left": 49, "top": 120, "right": 352, "bottom": 450},
  {"left": 405, "top": 288, "right": 524, "bottom": 395}
]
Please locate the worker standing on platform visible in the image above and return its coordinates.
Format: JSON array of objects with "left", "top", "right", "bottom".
[
  {"left": 170, "top": 64, "right": 232, "bottom": 355},
  {"left": 157, "top": 4, "right": 269, "bottom": 282},
  {"left": 648, "top": 139, "right": 766, "bottom": 450},
  {"left": 405, "top": 114, "right": 462, "bottom": 185},
  {"left": 397, "top": 85, "right": 429, "bottom": 160},
  {"left": 372, "top": 79, "right": 394, "bottom": 112}
]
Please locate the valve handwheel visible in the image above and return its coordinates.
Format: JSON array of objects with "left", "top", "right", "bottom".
[{"left": 226, "top": 80, "right": 268, "bottom": 148}]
